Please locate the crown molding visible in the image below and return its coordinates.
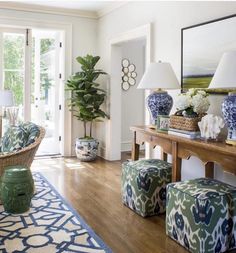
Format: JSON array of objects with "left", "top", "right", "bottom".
[
  {"left": 97, "top": 2, "right": 128, "bottom": 18},
  {"left": 0, "top": 2, "right": 98, "bottom": 19},
  {"left": 0, "top": 1, "right": 128, "bottom": 20}
]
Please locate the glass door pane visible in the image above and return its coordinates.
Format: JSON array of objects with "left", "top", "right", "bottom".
[
  {"left": 3, "top": 32, "right": 25, "bottom": 121},
  {"left": 31, "top": 30, "right": 61, "bottom": 155}
]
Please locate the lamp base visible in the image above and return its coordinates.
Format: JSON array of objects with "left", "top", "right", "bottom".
[
  {"left": 146, "top": 91, "right": 173, "bottom": 124},
  {"left": 222, "top": 93, "right": 236, "bottom": 146},
  {"left": 225, "top": 139, "right": 236, "bottom": 146}
]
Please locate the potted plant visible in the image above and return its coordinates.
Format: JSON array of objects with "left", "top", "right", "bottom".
[
  {"left": 169, "top": 89, "right": 210, "bottom": 132},
  {"left": 66, "top": 55, "right": 108, "bottom": 161}
]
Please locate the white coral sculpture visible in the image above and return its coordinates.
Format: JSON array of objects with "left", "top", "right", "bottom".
[{"left": 198, "top": 114, "right": 224, "bottom": 139}]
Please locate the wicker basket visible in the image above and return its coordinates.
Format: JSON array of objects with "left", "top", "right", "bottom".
[{"left": 169, "top": 115, "right": 202, "bottom": 132}]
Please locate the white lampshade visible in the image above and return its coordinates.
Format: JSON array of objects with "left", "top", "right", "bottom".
[
  {"left": 209, "top": 51, "right": 236, "bottom": 89},
  {"left": 137, "top": 62, "right": 180, "bottom": 90},
  {"left": 0, "top": 90, "right": 14, "bottom": 107}
]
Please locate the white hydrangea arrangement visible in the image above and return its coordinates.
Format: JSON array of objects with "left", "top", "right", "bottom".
[{"left": 175, "top": 89, "right": 210, "bottom": 117}]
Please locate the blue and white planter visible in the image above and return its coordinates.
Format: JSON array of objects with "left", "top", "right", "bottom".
[{"left": 75, "top": 138, "right": 99, "bottom": 162}]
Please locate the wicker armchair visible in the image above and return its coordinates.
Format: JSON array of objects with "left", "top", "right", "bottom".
[{"left": 0, "top": 127, "right": 45, "bottom": 177}]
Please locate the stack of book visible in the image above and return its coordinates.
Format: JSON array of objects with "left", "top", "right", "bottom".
[{"left": 168, "top": 128, "right": 201, "bottom": 139}]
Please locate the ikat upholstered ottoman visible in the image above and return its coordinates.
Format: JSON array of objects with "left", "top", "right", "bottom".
[
  {"left": 121, "top": 159, "right": 172, "bottom": 217},
  {"left": 166, "top": 178, "right": 236, "bottom": 253}
]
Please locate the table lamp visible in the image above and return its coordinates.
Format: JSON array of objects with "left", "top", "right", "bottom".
[
  {"left": 209, "top": 51, "right": 236, "bottom": 145},
  {"left": 0, "top": 90, "right": 14, "bottom": 137},
  {"left": 138, "top": 62, "right": 179, "bottom": 125}
]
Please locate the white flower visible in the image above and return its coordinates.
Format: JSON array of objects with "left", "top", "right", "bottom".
[
  {"left": 197, "top": 90, "right": 207, "bottom": 97},
  {"left": 175, "top": 94, "right": 191, "bottom": 110},
  {"left": 175, "top": 89, "right": 210, "bottom": 115},
  {"left": 187, "top": 88, "right": 196, "bottom": 97},
  {"left": 191, "top": 94, "right": 210, "bottom": 114}
]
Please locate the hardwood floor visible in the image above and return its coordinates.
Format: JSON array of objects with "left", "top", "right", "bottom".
[{"left": 32, "top": 155, "right": 188, "bottom": 253}]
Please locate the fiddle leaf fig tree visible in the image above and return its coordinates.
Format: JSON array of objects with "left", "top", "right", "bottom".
[{"left": 66, "top": 55, "right": 109, "bottom": 138}]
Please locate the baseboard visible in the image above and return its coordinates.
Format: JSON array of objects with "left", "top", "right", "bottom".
[
  {"left": 97, "top": 141, "right": 144, "bottom": 160},
  {"left": 121, "top": 140, "right": 145, "bottom": 152},
  {"left": 121, "top": 141, "right": 132, "bottom": 152},
  {"left": 98, "top": 144, "right": 106, "bottom": 159}
]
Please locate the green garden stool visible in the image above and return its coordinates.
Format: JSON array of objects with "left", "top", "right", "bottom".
[
  {"left": 1, "top": 166, "right": 34, "bottom": 214},
  {"left": 166, "top": 178, "right": 236, "bottom": 253},
  {"left": 121, "top": 159, "right": 172, "bottom": 217}
]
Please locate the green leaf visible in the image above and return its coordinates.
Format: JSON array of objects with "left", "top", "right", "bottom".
[
  {"left": 83, "top": 94, "right": 92, "bottom": 102},
  {"left": 65, "top": 54, "right": 109, "bottom": 136}
]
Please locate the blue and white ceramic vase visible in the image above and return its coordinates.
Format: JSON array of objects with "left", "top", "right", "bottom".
[
  {"left": 75, "top": 138, "right": 99, "bottom": 162},
  {"left": 222, "top": 93, "right": 236, "bottom": 145},
  {"left": 147, "top": 91, "right": 173, "bottom": 124}
]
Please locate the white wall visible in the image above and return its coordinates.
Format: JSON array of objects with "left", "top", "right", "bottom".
[
  {"left": 2, "top": 3, "right": 236, "bottom": 185},
  {"left": 0, "top": 8, "right": 97, "bottom": 155},
  {"left": 97, "top": 1, "right": 236, "bottom": 185},
  {"left": 121, "top": 40, "right": 145, "bottom": 151}
]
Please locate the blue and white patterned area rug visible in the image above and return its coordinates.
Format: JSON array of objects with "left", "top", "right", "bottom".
[{"left": 0, "top": 173, "right": 112, "bottom": 253}]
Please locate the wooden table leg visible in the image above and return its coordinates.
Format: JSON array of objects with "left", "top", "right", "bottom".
[
  {"left": 160, "top": 148, "right": 167, "bottom": 162},
  {"left": 205, "top": 162, "right": 214, "bottom": 178},
  {"left": 172, "top": 141, "right": 182, "bottom": 182},
  {"left": 131, "top": 131, "right": 140, "bottom": 161},
  {"left": 0, "top": 115, "right": 2, "bottom": 138}
]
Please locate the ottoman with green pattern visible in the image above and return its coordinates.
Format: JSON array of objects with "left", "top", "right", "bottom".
[
  {"left": 166, "top": 178, "right": 236, "bottom": 253},
  {"left": 121, "top": 159, "right": 172, "bottom": 217}
]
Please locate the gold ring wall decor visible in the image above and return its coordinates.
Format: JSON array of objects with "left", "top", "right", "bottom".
[{"left": 121, "top": 58, "right": 137, "bottom": 91}]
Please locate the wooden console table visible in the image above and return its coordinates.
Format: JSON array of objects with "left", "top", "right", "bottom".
[{"left": 130, "top": 126, "right": 236, "bottom": 182}]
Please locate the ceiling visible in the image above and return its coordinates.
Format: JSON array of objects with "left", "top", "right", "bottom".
[{"left": 16, "top": 0, "right": 122, "bottom": 12}]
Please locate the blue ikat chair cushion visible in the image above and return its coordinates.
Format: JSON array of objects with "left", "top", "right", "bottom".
[
  {"left": 1, "top": 122, "right": 40, "bottom": 153},
  {"left": 21, "top": 122, "right": 40, "bottom": 146},
  {"left": 1, "top": 125, "right": 28, "bottom": 152}
]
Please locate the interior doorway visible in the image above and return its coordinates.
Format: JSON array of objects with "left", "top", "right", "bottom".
[
  {"left": 0, "top": 27, "right": 64, "bottom": 156},
  {"left": 120, "top": 39, "right": 146, "bottom": 154},
  {"left": 108, "top": 24, "right": 151, "bottom": 161}
]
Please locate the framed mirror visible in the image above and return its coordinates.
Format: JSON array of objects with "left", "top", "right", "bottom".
[
  {"left": 122, "top": 81, "right": 129, "bottom": 91},
  {"left": 131, "top": 72, "right": 137, "bottom": 78},
  {"left": 122, "top": 59, "right": 129, "bottom": 68},
  {"left": 122, "top": 75, "right": 128, "bottom": 82},
  {"left": 181, "top": 14, "right": 236, "bottom": 94},
  {"left": 128, "top": 64, "right": 136, "bottom": 72},
  {"left": 129, "top": 77, "right": 136, "bottom": 86},
  {"left": 123, "top": 67, "right": 129, "bottom": 74}
]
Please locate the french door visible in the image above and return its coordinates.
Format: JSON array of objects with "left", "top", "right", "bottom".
[
  {"left": 0, "top": 28, "right": 26, "bottom": 120},
  {"left": 0, "top": 27, "right": 63, "bottom": 155}
]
